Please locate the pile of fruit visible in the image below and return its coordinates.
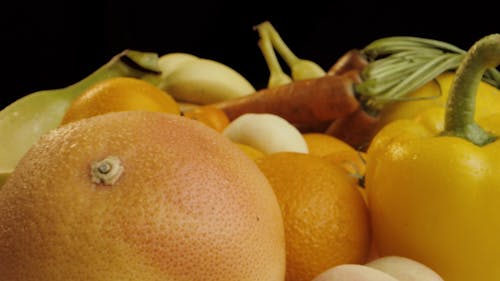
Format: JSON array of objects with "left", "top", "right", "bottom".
[{"left": 0, "top": 21, "right": 499, "bottom": 281}]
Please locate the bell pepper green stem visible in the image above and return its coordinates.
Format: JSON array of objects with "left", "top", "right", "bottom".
[{"left": 441, "top": 33, "right": 500, "bottom": 146}]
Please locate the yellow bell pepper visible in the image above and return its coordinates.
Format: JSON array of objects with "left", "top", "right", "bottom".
[
  {"left": 365, "top": 33, "right": 500, "bottom": 281},
  {"left": 376, "top": 71, "right": 500, "bottom": 130}
]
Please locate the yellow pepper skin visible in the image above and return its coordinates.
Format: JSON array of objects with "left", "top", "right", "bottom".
[
  {"left": 365, "top": 112, "right": 500, "bottom": 281},
  {"left": 365, "top": 34, "right": 500, "bottom": 281},
  {"left": 376, "top": 71, "right": 500, "bottom": 130}
]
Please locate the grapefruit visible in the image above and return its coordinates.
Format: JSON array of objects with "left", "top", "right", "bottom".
[{"left": 0, "top": 111, "right": 285, "bottom": 281}]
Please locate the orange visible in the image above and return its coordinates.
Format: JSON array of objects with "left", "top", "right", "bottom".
[
  {"left": 303, "top": 134, "right": 374, "bottom": 259},
  {"left": 61, "top": 77, "right": 180, "bottom": 124},
  {"left": 303, "top": 132, "right": 357, "bottom": 157},
  {"left": 303, "top": 133, "right": 367, "bottom": 196},
  {"left": 303, "top": 132, "right": 365, "bottom": 174},
  {"left": 182, "top": 105, "right": 230, "bottom": 132},
  {"left": 256, "top": 152, "right": 371, "bottom": 281},
  {"left": 0, "top": 111, "right": 285, "bottom": 281}
]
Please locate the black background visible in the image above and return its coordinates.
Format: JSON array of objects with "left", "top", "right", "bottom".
[{"left": 2, "top": 0, "right": 498, "bottom": 109}]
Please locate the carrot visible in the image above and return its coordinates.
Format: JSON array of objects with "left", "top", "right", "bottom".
[
  {"left": 212, "top": 71, "right": 361, "bottom": 125},
  {"left": 219, "top": 28, "right": 488, "bottom": 150},
  {"left": 292, "top": 120, "right": 333, "bottom": 134},
  {"left": 211, "top": 49, "right": 385, "bottom": 150},
  {"left": 327, "top": 49, "right": 368, "bottom": 76},
  {"left": 325, "top": 108, "right": 380, "bottom": 151}
]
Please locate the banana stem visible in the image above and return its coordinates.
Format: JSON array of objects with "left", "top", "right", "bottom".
[
  {"left": 255, "top": 23, "right": 292, "bottom": 88},
  {"left": 64, "top": 49, "right": 161, "bottom": 96},
  {"left": 441, "top": 33, "right": 500, "bottom": 146},
  {"left": 256, "top": 21, "right": 325, "bottom": 81},
  {"left": 258, "top": 21, "right": 300, "bottom": 67}
]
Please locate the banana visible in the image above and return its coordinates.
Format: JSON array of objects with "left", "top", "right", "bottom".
[
  {"left": 222, "top": 113, "right": 309, "bottom": 154},
  {"left": 157, "top": 52, "right": 199, "bottom": 78},
  {"left": 255, "top": 21, "right": 326, "bottom": 81},
  {"left": 256, "top": 24, "right": 292, "bottom": 88},
  {"left": 157, "top": 57, "right": 256, "bottom": 104}
]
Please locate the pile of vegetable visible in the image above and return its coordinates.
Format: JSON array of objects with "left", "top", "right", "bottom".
[
  {"left": 0, "top": 20, "right": 499, "bottom": 281},
  {"left": 214, "top": 22, "right": 500, "bottom": 150}
]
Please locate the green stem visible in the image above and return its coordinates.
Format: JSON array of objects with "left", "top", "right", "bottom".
[
  {"left": 441, "top": 34, "right": 500, "bottom": 146},
  {"left": 356, "top": 36, "right": 500, "bottom": 111},
  {"left": 362, "top": 36, "right": 466, "bottom": 58}
]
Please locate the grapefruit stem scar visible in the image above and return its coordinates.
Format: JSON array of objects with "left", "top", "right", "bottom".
[{"left": 91, "top": 156, "right": 124, "bottom": 185}]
